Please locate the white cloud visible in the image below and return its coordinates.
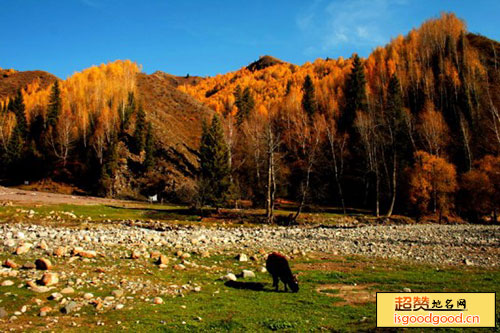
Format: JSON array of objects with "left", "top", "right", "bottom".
[{"left": 297, "top": 0, "right": 408, "bottom": 54}]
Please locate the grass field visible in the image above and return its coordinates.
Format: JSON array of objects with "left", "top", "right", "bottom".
[
  {"left": 0, "top": 249, "right": 498, "bottom": 331},
  {"left": 0, "top": 202, "right": 498, "bottom": 331}
]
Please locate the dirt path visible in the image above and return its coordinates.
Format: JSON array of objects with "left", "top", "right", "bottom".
[{"left": 0, "top": 186, "right": 129, "bottom": 206}]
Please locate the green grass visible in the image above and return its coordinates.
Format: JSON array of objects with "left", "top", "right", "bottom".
[
  {"left": 0, "top": 203, "right": 200, "bottom": 225},
  {"left": 91, "top": 256, "right": 500, "bottom": 332},
  {"left": 0, "top": 203, "right": 498, "bottom": 331},
  {"left": 2, "top": 251, "right": 497, "bottom": 332}
]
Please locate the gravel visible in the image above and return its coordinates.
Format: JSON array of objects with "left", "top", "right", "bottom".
[{"left": 0, "top": 223, "right": 498, "bottom": 266}]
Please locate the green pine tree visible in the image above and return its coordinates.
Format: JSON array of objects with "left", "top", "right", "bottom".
[
  {"left": 199, "top": 114, "right": 231, "bottom": 207},
  {"left": 134, "top": 104, "right": 146, "bottom": 152},
  {"left": 4, "top": 125, "right": 24, "bottom": 177},
  {"left": 98, "top": 133, "right": 119, "bottom": 197},
  {"left": 302, "top": 75, "right": 317, "bottom": 117},
  {"left": 236, "top": 87, "right": 255, "bottom": 125},
  {"left": 233, "top": 85, "right": 243, "bottom": 111},
  {"left": 10, "top": 89, "right": 28, "bottom": 139},
  {"left": 340, "top": 54, "right": 367, "bottom": 133},
  {"left": 47, "top": 81, "right": 62, "bottom": 129},
  {"left": 120, "top": 92, "right": 135, "bottom": 133}
]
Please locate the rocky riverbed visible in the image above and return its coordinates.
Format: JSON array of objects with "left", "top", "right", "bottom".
[{"left": 1, "top": 223, "right": 499, "bottom": 267}]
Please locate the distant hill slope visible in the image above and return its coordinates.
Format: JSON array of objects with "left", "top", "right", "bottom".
[
  {"left": 0, "top": 66, "right": 212, "bottom": 199},
  {"left": 0, "top": 69, "right": 57, "bottom": 100},
  {"left": 246, "top": 55, "right": 285, "bottom": 72},
  {"left": 137, "top": 72, "right": 213, "bottom": 179},
  {"left": 150, "top": 71, "right": 203, "bottom": 87}
]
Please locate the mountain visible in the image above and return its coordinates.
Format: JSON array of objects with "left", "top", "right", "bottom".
[
  {"left": 0, "top": 13, "right": 499, "bottom": 219},
  {"left": 0, "top": 62, "right": 212, "bottom": 200},
  {"left": 246, "top": 55, "right": 286, "bottom": 72}
]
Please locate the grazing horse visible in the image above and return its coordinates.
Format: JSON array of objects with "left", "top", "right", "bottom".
[{"left": 266, "top": 252, "right": 299, "bottom": 292}]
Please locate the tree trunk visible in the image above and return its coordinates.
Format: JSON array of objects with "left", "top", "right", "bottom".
[
  {"left": 293, "top": 163, "right": 312, "bottom": 222},
  {"left": 375, "top": 168, "right": 380, "bottom": 217},
  {"left": 327, "top": 129, "right": 346, "bottom": 214},
  {"left": 386, "top": 151, "right": 397, "bottom": 217},
  {"left": 266, "top": 126, "right": 275, "bottom": 224}
]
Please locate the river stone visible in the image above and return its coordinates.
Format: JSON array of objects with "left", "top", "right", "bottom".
[
  {"left": 242, "top": 270, "right": 255, "bottom": 278},
  {"left": 35, "top": 258, "right": 52, "bottom": 270},
  {"left": 61, "top": 301, "right": 77, "bottom": 314}
]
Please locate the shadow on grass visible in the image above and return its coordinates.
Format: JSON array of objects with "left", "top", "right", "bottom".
[{"left": 224, "top": 281, "right": 270, "bottom": 292}]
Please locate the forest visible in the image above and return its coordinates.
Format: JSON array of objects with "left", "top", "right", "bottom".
[{"left": 1, "top": 13, "right": 499, "bottom": 223}]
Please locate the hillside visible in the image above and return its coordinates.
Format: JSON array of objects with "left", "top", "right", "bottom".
[
  {"left": 0, "top": 63, "right": 212, "bottom": 200},
  {"left": 136, "top": 71, "right": 212, "bottom": 180},
  {"left": 0, "top": 69, "right": 57, "bottom": 100},
  {"left": 178, "top": 13, "right": 500, "bottom": 220}
]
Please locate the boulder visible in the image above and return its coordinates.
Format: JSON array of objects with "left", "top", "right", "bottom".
[
  {"left": 150, "top": 251, "right": 161, "bottom": 259},
  {"left": 130, "top": 251, "right": 141, "bottom": 259},
  {"left": 41, "top": 272, "right": 59, "bottom": 286},
  {"left": 61, "top": 301, "right": 77, "bottom": 314},
  {"left": 236, "top": 254, "right": 248, "bottom": 262},
  {"left": 77, "top": 250, "right": 97, "bottom": 259},
  {"left": 27, "top": 281, "right": 50, "bottom": 293},
  {"left": 242, "top": 270, "right": 255, "bottom": 278},
  {"left": 35, "top": 258, "right": 52, "bottom": 270},
  {"left": 39, "top": 306, "right": 52, "bottom": 317},
  {"left": 83, "top": 292, "right": 94, "bottom": 300},
  {"left": 3, "top": 259, "right": 18, "bottom": 269},
  {"left": 111, "top": 290, "right": 124, "bottom": 298},
  {"left": 49, "top": 292, "right": 63, "bottom": 301},
  {"left": 38, "top": 240, "right": 48, "bottom": 250},
  {"left": 22, "top": 262, "right": 36, "bottom": 270},
  {"left": 222, "top": 273, "right": 237, "bottom": 281},
  {"left": 156, "top": 255, "right": 169, "bottom": 266},
  {"left": 53, "top": 247, "right": 66, "bottom": 257},
  {"left": 15, "top": 243, "right": 33, "bottom": 255},
  {"left": 60, "top": 287, "right": 75, "bottom": 294},
  {"left": 1, "top": 280, "right": 14, "bottom": 286}
]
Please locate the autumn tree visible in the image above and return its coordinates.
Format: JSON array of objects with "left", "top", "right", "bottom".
[
  {"left": 279, "top": 105, "right": 326, "bottom": 221},
  {"left": 48, "top": 106, "right": 75, "bottom": 167},
  {"left": 460, "top": 155, "right": 500, "bottom": 222},
  {"left": 418, "top": 100, "right": 449, "bottom": 157},
  {"left": 198, "top": 114, "right": 231, "bottom": 208},
  {"left": 409, "top": 151, "right": 457, "bottom": 220}
]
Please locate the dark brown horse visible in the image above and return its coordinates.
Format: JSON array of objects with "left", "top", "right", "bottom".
[{"left": 266, "top": 252, "right": 299, "bottom": 292}]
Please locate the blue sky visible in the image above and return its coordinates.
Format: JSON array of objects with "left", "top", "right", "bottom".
[{"left": 1, "top": 0, "right": 499, "bottom": 79}]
